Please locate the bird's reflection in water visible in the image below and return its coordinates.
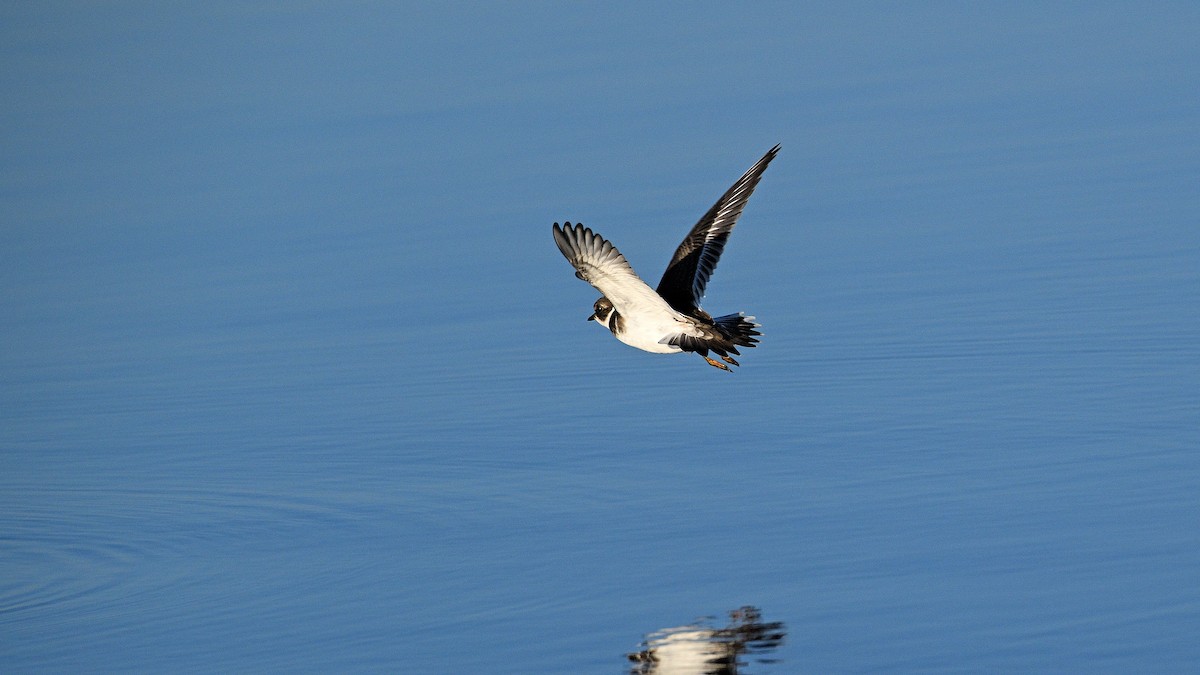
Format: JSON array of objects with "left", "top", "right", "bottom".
[{"left": 627, "top": 606, "right": 786, "bottom": 674}]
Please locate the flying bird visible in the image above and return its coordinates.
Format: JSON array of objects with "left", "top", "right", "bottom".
[{"left": 552, "top": 145, "right": 779, "bottom": 371}]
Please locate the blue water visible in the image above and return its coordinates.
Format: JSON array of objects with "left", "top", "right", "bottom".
[{"left": 3, "top": 4, "right": 1198, "bottom": 673}]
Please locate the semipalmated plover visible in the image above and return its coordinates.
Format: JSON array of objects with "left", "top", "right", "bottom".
[{"left": 553, "top": 145, "right": 778, "bottom": 371}]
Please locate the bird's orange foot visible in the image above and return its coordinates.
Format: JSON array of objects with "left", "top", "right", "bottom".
[
  {"left": 703, "top": 356, "right": 733, "bottom": 372},
  {"left": 720, "top": 355, "right": 740, "bottom": 367}
]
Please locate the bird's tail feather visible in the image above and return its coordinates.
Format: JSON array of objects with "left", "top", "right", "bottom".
[{"left": 714, "top": 313, "right": 761, "bottom": 350}]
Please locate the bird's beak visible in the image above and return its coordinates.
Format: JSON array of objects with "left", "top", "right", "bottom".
[{"left": 587, "top": 313, "right": 596, "bottom": 321}]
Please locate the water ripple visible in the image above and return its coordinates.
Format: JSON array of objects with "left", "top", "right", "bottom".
[{"left": 0, "top": 484, "right": 355, "bottom": 622}]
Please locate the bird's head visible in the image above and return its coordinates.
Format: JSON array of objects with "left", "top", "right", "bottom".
[{"left": 588, "top": 297, "right": 614, "bottom": 327}]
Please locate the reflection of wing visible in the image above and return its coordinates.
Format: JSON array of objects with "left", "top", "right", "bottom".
[
  {"left": 552, "top": 222, "right": 678, "bottom": 315},
  {"left": 656, "top": 145, "right": 780, "bottom": 314}
]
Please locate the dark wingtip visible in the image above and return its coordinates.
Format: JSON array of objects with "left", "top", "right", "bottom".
[{"left": 552, "top": 222, "right": 571, "bottom": 254}]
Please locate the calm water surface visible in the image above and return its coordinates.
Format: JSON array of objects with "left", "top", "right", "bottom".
[{"left": 3, "top": 4, "right": 1198, "bottom": 673}]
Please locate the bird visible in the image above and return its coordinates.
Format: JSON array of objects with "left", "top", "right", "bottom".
[{"left": 552, "top": 144, "right": 779, "bottom": 372}]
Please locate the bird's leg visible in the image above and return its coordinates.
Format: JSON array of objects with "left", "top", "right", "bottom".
[
  {"left": 720, "top": 355, "right": 740, "bottom": 367},
  {"left": 703, "top": 356, "right": 733, "bottom": 372}
]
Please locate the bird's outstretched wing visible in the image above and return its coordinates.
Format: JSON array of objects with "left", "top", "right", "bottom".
[
  {"left": 656, "top": 144, "right": 779, "bottom": 314},
  {"left": 552, "top": 222, "right": 677, "bottom": 315}
]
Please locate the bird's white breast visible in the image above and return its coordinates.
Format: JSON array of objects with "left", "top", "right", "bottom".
[{"left": 606, "top": 306, "right": 687, "bottom": 354}]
